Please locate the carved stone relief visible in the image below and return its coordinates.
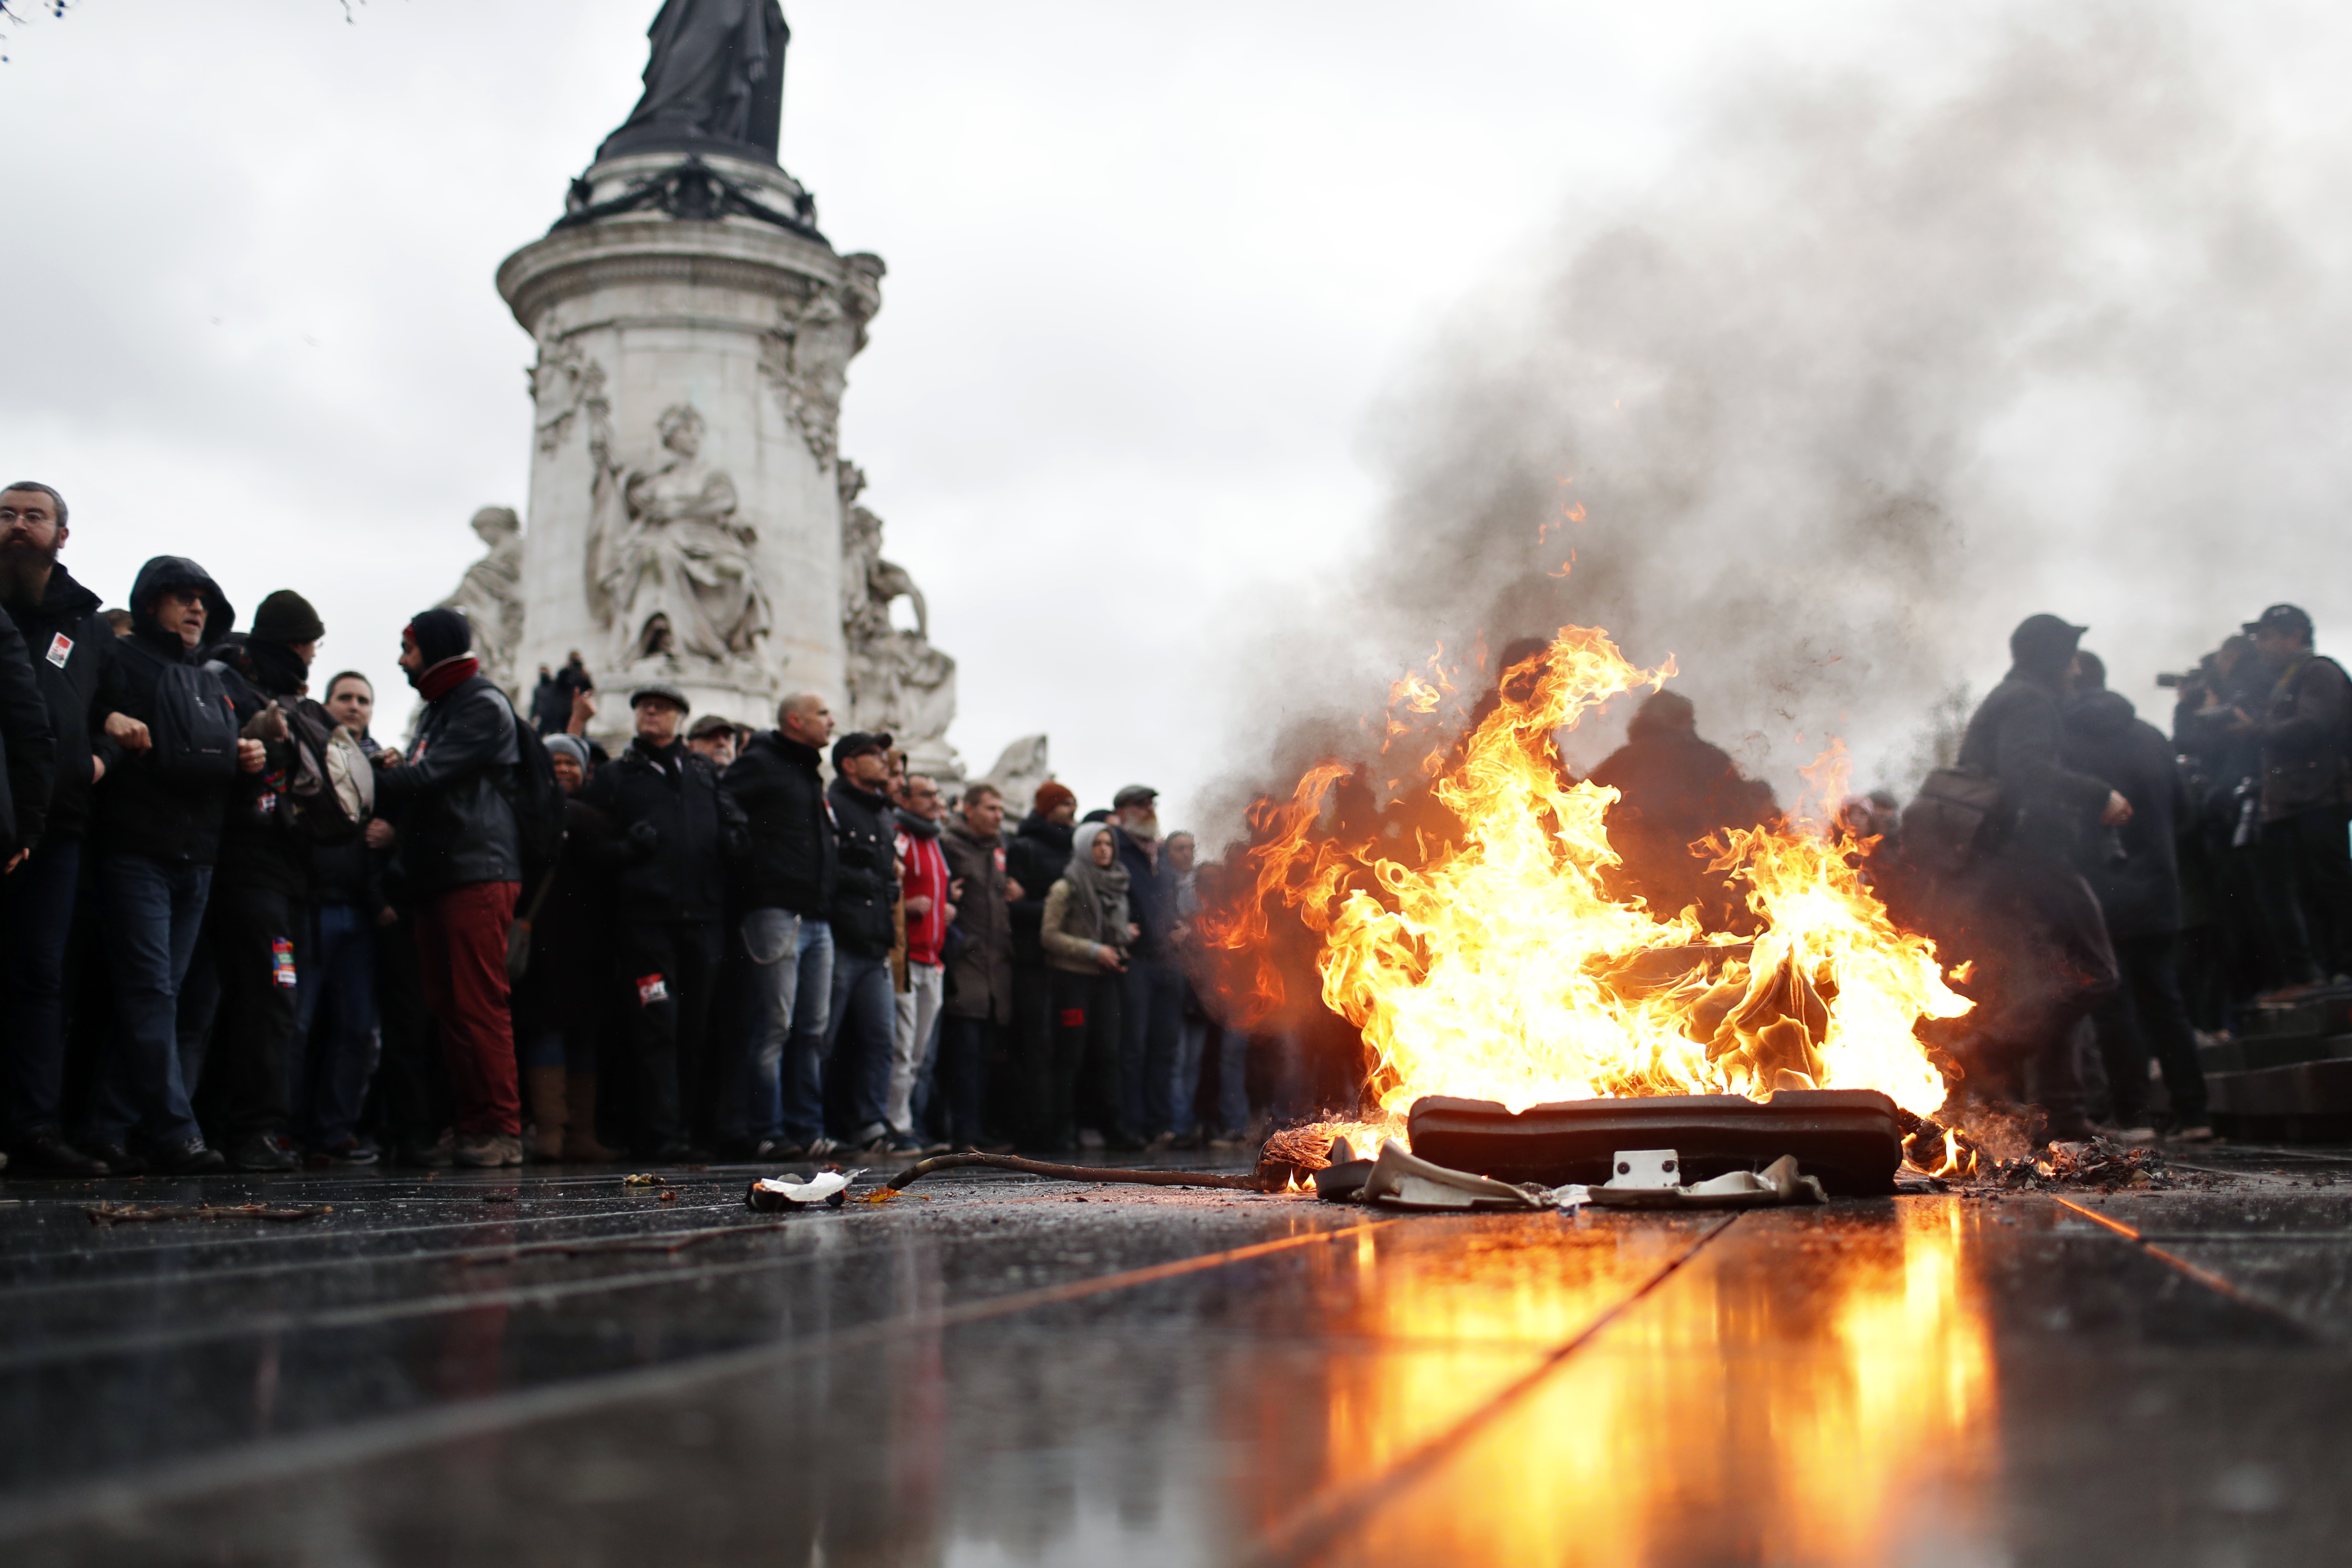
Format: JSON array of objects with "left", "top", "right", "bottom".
[
  {"left": 840, "top": 472, "right": 956, "bottom": 771},
  {"left": 584, "top": 402, "right": 772, "bottom": 676},
  {"left": 436, "top": 506, "right": 527, "bottom": 693},
  {"left": 758, "top": 254, "right": 885, "bottom": 468}
]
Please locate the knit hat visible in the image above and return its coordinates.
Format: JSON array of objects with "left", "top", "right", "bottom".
[
  {"left": 1033, "top": 779, "right": 1077, "bottom": 815},
  {"left": 405, "top": 607, "right": 473, "bottom": 667},
  {"left": 251, "top": 589, "right": 325, "bottom": 646},
  {"left": 544, "top": 733, "right": 591, "bottom": 772}
]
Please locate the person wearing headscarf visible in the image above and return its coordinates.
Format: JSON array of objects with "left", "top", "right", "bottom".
[
  {"left": 1038, "top": 821, "right": 1136, "bottom": 1152},
  {"left": 371, "top": 607, "right": 526, "bottom": 1167}
]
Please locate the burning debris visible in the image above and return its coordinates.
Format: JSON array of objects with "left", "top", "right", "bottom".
[
  {"left": 1984, "top": 1139, "right": 2179, "bottom": 1193},
  {"left": 1206, "top": 628, "right": 1970, "bottom": 1131}
]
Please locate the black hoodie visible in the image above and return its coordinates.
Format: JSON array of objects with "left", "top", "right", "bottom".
[
  {"left": 92, "top": 556, "right": 242, "bottom": 866},
  {"left": 1005, "top": 812, "right": 1074, "bottom": 966},
  {"left": 3, "top": 562, "right": 116, "bottom": 841}
]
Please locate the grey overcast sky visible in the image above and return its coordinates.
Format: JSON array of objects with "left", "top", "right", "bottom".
[{"left": 6, "top": 0, "right": 2352, "bottom": 833}]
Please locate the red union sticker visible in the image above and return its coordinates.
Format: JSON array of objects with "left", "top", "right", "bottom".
[
  {"left": 993, "top": 847, "right": 1006, "bottom": 873},
  {"left": 636, "top": 973, "right": 669, "bottom": 1006},
  {"left": 1059, "top": 1007, "right": 1086, "bottom": 1027},
  {"left": 46, "top": 632, "right": 72, "bottom": 669}
]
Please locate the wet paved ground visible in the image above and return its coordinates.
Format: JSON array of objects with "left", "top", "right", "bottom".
[{"left": 3, "top": 1144, "right": 2349, "bottom": 1566}]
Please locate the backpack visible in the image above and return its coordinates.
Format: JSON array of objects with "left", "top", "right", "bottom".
[
  {"left": 149, "top": 660, "right": 241, "bottom": 781},
  {"left": 505, "top": 715, "right": 568, "bottom": 883},
  {"left": 1900, "top": 764, "right": 2005, "bottom": 878},
  {"left": 276, "top": 695, "right": 372, "bottom": 845}
]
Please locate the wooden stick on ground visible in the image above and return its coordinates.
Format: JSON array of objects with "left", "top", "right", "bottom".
[{"left": 883, "top": 1152, "right": 1275, "bottom": 1194}]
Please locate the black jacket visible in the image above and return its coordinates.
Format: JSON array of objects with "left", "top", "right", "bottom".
[
  {"left": 941, "top": 820, "right": 1013, "bottom": 1022},
  {"left": 582, "top": 734, "right": 745, "bottom": 923},
  {"left": 1957, "top": 670, "right": 2115, "bottom": 859},
  {"left": 0, "top": 589, "right": 56, "bottom": 856},
  {"left": 1115, "top": 829, "right": 1178, "bottom": 962},
  {"left": 2252, "top": 654, "right": 2352, "bottom": 824},
  {"left": 212, "top": 637, "right": 313, "bottom": 899},
  {"left": 826, "top": 776, "right": 900, "bottom": 958},
  {"left": 3, "top": 564, "right": 107, "bottom": 842},
  {"left": 90, "top": 557, "right": 239, "bottom": 866},
  {"left": 1005, "top": 813, "right": 1073, "bottom": 967},
  {"left": 2065, "top": 689, "right": 2186, "bottom": 939},
  {"left": 722, "top": 731, "right": 836, "bottom": 918},
  {"left": 374, "top": 672, "right": 522, "bottom": 893}
]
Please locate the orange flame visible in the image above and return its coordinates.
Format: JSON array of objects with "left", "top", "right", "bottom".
[{"left": 1211, "top": 626, "right": 1968, "bottom": 1121}]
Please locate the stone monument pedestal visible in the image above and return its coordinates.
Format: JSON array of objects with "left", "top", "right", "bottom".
[{"left": 496, "top": 150, "right": 884, "bottom": 737}]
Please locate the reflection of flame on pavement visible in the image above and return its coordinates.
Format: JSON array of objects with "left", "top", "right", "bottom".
[
  {"left": 1252, "top": 1203, "right": 2000, "bottom": 1566},
  {"left": 1208, "top": 626, "right": 1971, "bottom": 1124}
]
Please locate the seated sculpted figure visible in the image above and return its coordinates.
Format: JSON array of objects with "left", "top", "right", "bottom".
[{"left": 597, "top": 404, "right": 771, "bottom": 664}]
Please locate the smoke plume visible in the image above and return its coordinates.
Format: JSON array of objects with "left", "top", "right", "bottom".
[{"left": 1208, "top": 2, "right": 2352, "bottom": 827}]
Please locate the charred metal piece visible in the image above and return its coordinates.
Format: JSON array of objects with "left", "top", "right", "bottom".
[{"left": 1405, "top": 1089, "right": 1906, "bottom": 1196}]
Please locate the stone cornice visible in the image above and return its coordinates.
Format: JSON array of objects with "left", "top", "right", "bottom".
[{"left": 497, "top": 220, "right": 846, "bottom": 336}]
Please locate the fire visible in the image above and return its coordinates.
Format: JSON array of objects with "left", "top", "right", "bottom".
[{"left": 1213, "top": 626, "right": 1969, "bottom": 1122}]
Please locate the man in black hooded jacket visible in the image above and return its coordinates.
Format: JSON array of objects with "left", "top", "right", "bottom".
[
  {"left": 821, "top": 731, "right": 901, "bottom": 1149},
  {"left": 1944, "top": 613, "right": 2129, "bottom": 1143},
  {"left": 202, "top": 590, "right": 332, "bottom": 1172},
  {"left": 2064, "top": 651, "right": 2210, "bottom": 1139},
  {"left": 79, "top": 556, "right": 265, "bottom": 1175},
  {"left": 0, "top": 481, "right": 96, "bottom": 1174}
]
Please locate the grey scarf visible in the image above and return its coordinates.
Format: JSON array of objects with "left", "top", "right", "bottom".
[{"left": 1062, "top": 822, "right": 1132, "bottom": 943}]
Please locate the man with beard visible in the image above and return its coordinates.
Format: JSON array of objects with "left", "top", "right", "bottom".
[
  {"left": 1112, "top": 784, "right": 1182, "bottom": 1146},
  {"left": 939, "top": 781, "right": 1018, "bottom": 1153},
  {"left": 372, "top": 609, "right": 525, "bottom": 1168},
  {"left": 820, "top": 731, "right": 901, "bottom": 1152},
  {"left": 0, "top": 482, "right": 83, "bottom": 1173},
  {"left": 81, "top": 556, "right": 265, "bottom": 1175},
  {"left": 203, "top": 590, "right": 332, "bottom": 1172},
  {"left": 1945, "top": 613, "right": 2130, "bottom": 1143}
]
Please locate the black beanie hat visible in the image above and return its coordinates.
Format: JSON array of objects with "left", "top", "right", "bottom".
[
  {"left": 251, "top": 589, "right": 325, "bottom": 646},
  {"left": 406, "top": 607, "right": 473, "bottom": 668}
]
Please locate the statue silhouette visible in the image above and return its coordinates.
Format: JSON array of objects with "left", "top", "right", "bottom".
[{"left": 597, "top": 0, "right": 790, "bottom": 164}]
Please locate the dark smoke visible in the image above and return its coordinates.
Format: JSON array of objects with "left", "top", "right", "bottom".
[{"left": 1208, "top": 3, "right": 2352, "bottom": 831}]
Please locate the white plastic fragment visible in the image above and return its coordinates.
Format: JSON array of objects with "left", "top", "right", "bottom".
[
  {"left": 1588, "top": 1152, "right": 1827, "bottom": 1210},
  {"left": 746, "top": 1169, "right": 865, "bottom": 1212},
  {"left": 1358, "top": 1139, "right": 1552, "bottom": 1212}
]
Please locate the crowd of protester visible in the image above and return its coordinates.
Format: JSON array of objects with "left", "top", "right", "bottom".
[
  {"left": 0, "top": 481, "right": 1257, "bottom": 1174},
  {"left": 3, "top": 474, "right": 2341, "bottom": 1173},
  {"left": 1605, "top": 606, "right": 2352, "bottom": 1146}
]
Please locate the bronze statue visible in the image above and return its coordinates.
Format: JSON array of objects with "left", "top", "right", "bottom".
[{"left": 597, "top": 0, "right": 790, "bottom": 164}]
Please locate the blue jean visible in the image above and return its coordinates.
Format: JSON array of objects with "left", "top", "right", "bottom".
[
  {"left": 1216, "top": 1023, "right": 1250, "bottom": 1136},
  {"left": 1170, "top": 1013, "right": 1211, "bottom": 1136},
  {"left": 1120, "top": 957, "right": 1187, "bottom": 1136},
  {"left": 85, "top": 854, "right": 211, "bottom": 1148},
  {"left": 819, "top": 949, "right": 895, "bottom": 1139},
  {"left": 294, "top": 900, "right": 379, "bottom": 1147},
  {"left": 737, "top": 910, "right": 833, "bottom": 1145},
  {"left": 0, "top": 837, "right": 82, "bottom": 1137}
]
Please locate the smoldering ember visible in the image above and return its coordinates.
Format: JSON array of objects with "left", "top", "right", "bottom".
[{"left": 6, "top": 4, "right": 2352, "bottom": 1567}]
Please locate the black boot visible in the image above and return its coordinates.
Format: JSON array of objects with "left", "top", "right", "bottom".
[
  {"left": 9, "top": 1127, "right": 110, "bottom": 1176},
  {"left": 147, "top": 1137, "right": 227, "bottom": 1175}
]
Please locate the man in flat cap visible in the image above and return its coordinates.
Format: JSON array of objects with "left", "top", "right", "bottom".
[{"left": 583, "top": 682, "right": 747, "bottom": 1160}]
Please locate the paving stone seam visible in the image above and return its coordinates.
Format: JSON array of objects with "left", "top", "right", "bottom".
[
  {"left": 2048, "top": 1195, "right": 2329, "bottom": 1340},
  {"left": 0, "top": 1218, "right": 1391, "bottom": 1540}
]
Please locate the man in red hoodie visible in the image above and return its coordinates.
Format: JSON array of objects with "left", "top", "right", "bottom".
[{"left": 886, "top": 772, "right": 952, "bottom": 1154}]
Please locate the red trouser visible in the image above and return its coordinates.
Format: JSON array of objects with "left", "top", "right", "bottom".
[{"left": 413, "top": 881, "right": 521, "bottom": 1136}]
